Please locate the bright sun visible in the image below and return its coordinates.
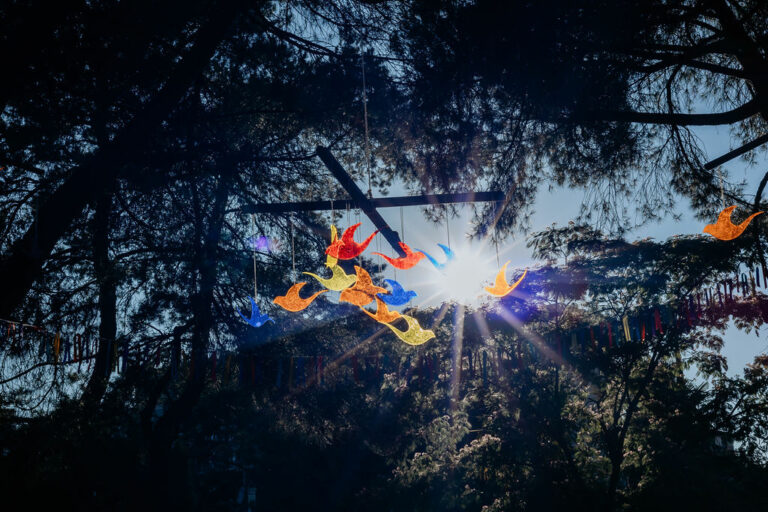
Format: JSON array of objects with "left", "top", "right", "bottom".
[{"left": 423, "top": 244, "right": 498, "bottom": 307}]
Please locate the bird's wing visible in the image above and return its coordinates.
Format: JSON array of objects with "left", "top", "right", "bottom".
[
  {"left": 249, "top": 297, "right": 259, "bottom": 315},
  {"left": 387, "top": 279, "right": 405, "bottom": 294},
  {"left": 494, "top": 261, "right": 511, "bottom": 289},
  {"left": 718, "top": 205, "right": 738, "bottom": 224},
  {"left": 438, "top": 244, "right": 455, "bottom": 261},
  {"left": 342, "top": 223, "right": 361, "bottom": 244}
]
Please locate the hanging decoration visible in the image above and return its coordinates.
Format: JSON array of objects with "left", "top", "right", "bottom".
[
  {"left": 372, "top": 242, "right": 425, "bottom": 270},
  {"left": 326, "top": 225, "right": 340, "bottom": 268},
  {"left": 377, "top": 279, "right": 417, "bottom": 306},
  {"left": 339, "top": 266, "right": 388, "bottom": 307},
  {"left": 238, "top": 297, "right": 274, "bottom": 328},
  {"left": 383, "top": 314, "right": 436, "bottom": 346},
  {"left": 273, "top": 282, "right": 328, "bottom": 312},
  {"left": 361, "top": 297, "right": 402, "bottom": 324},
  {"left": 703, "top": 205, "right": 763, "bottom": 240},
  {"left": 303, "top": 264, "right": 357, "bottom": 291},
  {"left": 325, "top": 223, "right": 379, "bottom": 260},
  {"left": 485, "top": 263, "right": 527, "bottom": 297},
  {"left": 416, "top": 243, "right": 456, "bottom": 270}
]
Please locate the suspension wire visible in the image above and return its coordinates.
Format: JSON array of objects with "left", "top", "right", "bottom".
[
  {"left": 495, "top": 230, "right": 500, "bottom": 268},
  {"left": 329, "top": 174, "right": 335, "bottom": 225},
  {"left": 718, "top": 168, "right": 725, "bottom": 209},
  {"left": 356, "top": 209, "right": 361, "bottom": 244},
  {"left": 346, "top": 204, "right": 350, "bottom": 229},
  {"left": 290, "top": 217, "right": 296, "bottom": 276},
  {"left": 361, "top": 52, "right": 373, "bottom": 198},
  {"left": 251, "top": 214, "right": 257, "bottom": 298},
  {"left": 400, "top": 206, "right": 405, "bottom": 243},
  {"left": 375, "top": 220, "right": 383, "bottom": 276},
  {"left": 445, "top": 206, "right": 451, "bottom": 249}
]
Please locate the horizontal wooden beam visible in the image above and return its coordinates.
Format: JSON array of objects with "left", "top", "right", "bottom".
[
  {"left": 242, "top": 191, "right": 505, "bottom": 214},
  {"left": 315, "top": 146, "right": 407, "bottom": 256}
]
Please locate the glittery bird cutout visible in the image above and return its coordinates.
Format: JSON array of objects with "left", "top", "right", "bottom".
[
  {"left": 383, "top": 314, "right": 436, "bottom": 346},
  {"left": 485, "top": 263, "right": 527, "bottom": 297},
  {"left": 339, "top": 266, "right": 387, "bottom": 307},
  {"left": 377, "top": 279, "right": 417, "bottom": 306},
  {"left": 303, "top": 264, "right": 357, "bottom": 291},
  {"left": 238, "top": 297, "right": 274, "bottom": 328},
  {"left": 361, "top": 297, "right": 402, "bottom": 324},
  {"left": 703, "top": 205, "right": 764, "bottom": 241},
  {"left": 372, "top": 242, "right": 425, "bottom": 270},
  {"left": 326, "top": 225, "right": 339, "bottom": 268},
  {"left": 416, "top": 243, "right": 455, "bottom": 270},
  {"left": 325, "top": 223, "right": 378, "bottom": 260},
  {"left": 273, "top": 282, "right": 327, "bottom": 312}
]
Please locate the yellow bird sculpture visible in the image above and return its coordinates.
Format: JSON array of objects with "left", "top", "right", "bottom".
[
  {"left": 383, "top": 314, "right": 436, "bottom": 346},
  {"left": 703, "top": 205, "right": 763, "bottom": 241},
  {"left": 485, "top": 262, "right": 527, "bottom": 297},
  {"left": 303, "top": 264, "right": 357, "bottom": 291}
]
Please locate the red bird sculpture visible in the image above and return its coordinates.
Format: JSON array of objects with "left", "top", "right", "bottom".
[
  {"left": 325, "top": 223, "right": 378, "bottom": 260},
  {"left": 372, "top": 242, "right": 426, "bottom": 270}
]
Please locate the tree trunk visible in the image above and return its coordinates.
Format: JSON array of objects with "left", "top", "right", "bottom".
[
  {"left": 606, "top": 454, "right": 622, "bottom": 512},
  {"left": 82, "top": 188, "right": 117, "bottom": 404},
  {"left": 146, "top": 175, "right": 230, "bottom": 510}
]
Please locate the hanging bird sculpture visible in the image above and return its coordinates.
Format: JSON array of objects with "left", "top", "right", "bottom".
[
  {"left": 273, "top": 282, "right": 327, "bottom": 312},
  {"left": 383, "top": 314, "right": 436, "bottom": 346},
  {"left": 377, "top": 279, "right": 417, "bottom": 306},
  {"left": 485, "top": 263, "right": 527, "bottom": 297},
  {"left": 303, "top": 264, "right": 357, "bottom": 291},
  {"left": 339, "top": 266, "right": 387, "bottom": 307},
  {"left": 361, "top": 297, "right": 402, "bottom": 324},
  {"left": 372, "top": 242, "right": 425, "bottom": 270},
  {"left": 703, "top": 205, "right": 764, "bottom": 241},
  {"left": 325, "top": 223, "right": 378, "bottom": 260},
  {"left": 416, "top": 243, "right": 456, "bottom": 270},
  {"left": 238, "top": 297, "right": 274, "bottom": 328}
]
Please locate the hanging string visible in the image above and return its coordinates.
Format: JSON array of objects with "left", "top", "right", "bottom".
[
  {"left": 718, "top": 168, "right": 725, "bottom": 209},
  {"left": 445, "top": 207, "right": 451, "bottom": 249},
  {"left": 346, "top": 204, "right": 350, "bottom": 229},
  {"left": 375, "top": 222, "right": 383, "bottom": 276},
  {"left": 494, "top": 233, "right": 500, "bottom": 268},
  {"left": 290, "top": 218, "right": 296, "bottom": 276},
  {"left": 355, "top": 209, "right": 361, "bottom": 244},
  {"left": 251, "top": 214, "right": 258, "bottom": 298},
  {"left": 361, "top": 52, "right": 373, "bottom": 198},
  {"left": 400, "top": 206, "right": 405, "bottom": 244},
  {"left": 328, "top": 174, "right": 335, "bottom": 225}
]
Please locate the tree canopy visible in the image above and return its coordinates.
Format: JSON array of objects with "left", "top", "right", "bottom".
[{"left": 1, "top": 1, "right": 767, "bottom": 510}]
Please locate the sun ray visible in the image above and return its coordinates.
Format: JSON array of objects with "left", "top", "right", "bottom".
[{"left": 450, "top": 304, "right": 465, "bottom": 413}]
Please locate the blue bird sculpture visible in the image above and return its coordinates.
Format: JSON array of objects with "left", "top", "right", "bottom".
[
  {"left": 377, "top": 279, "right": 417, "bottom": 306},
  {"left": 238, "top": 297, "right": 274, "bottom": 328},
  {"left": 416, "top": 243, "right": 456, "bottom": 270}
]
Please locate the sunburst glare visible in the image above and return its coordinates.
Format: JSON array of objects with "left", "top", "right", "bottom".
[{"left": 421, "top": 243, "right": 500, "bottom": 307}]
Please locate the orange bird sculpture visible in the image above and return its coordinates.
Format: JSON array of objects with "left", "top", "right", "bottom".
[
  {"left": 325, "top": 223, "right": 378, "bottom": 260},
  {"left": 372, "top": 242, "right": 426, "bottom": 270},
  {"left": 273, "top": 282, "right": 327, "bottom": 312},
  {"left": 361, "top": 297, "right": 402, "bottom": 324},
  {"left": 485, "top": 263, "right": 527, "bottom": 297},
  {"left": 703, "top": 205, "right": 763, "bottom": 241},
  {"left": 339, "top": 266, "right": 387, "bottom": 307}
]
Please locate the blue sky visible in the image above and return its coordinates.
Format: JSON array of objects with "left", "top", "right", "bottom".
[{"left": 336, "top": 124, "right": 768, "bottom": 377}]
